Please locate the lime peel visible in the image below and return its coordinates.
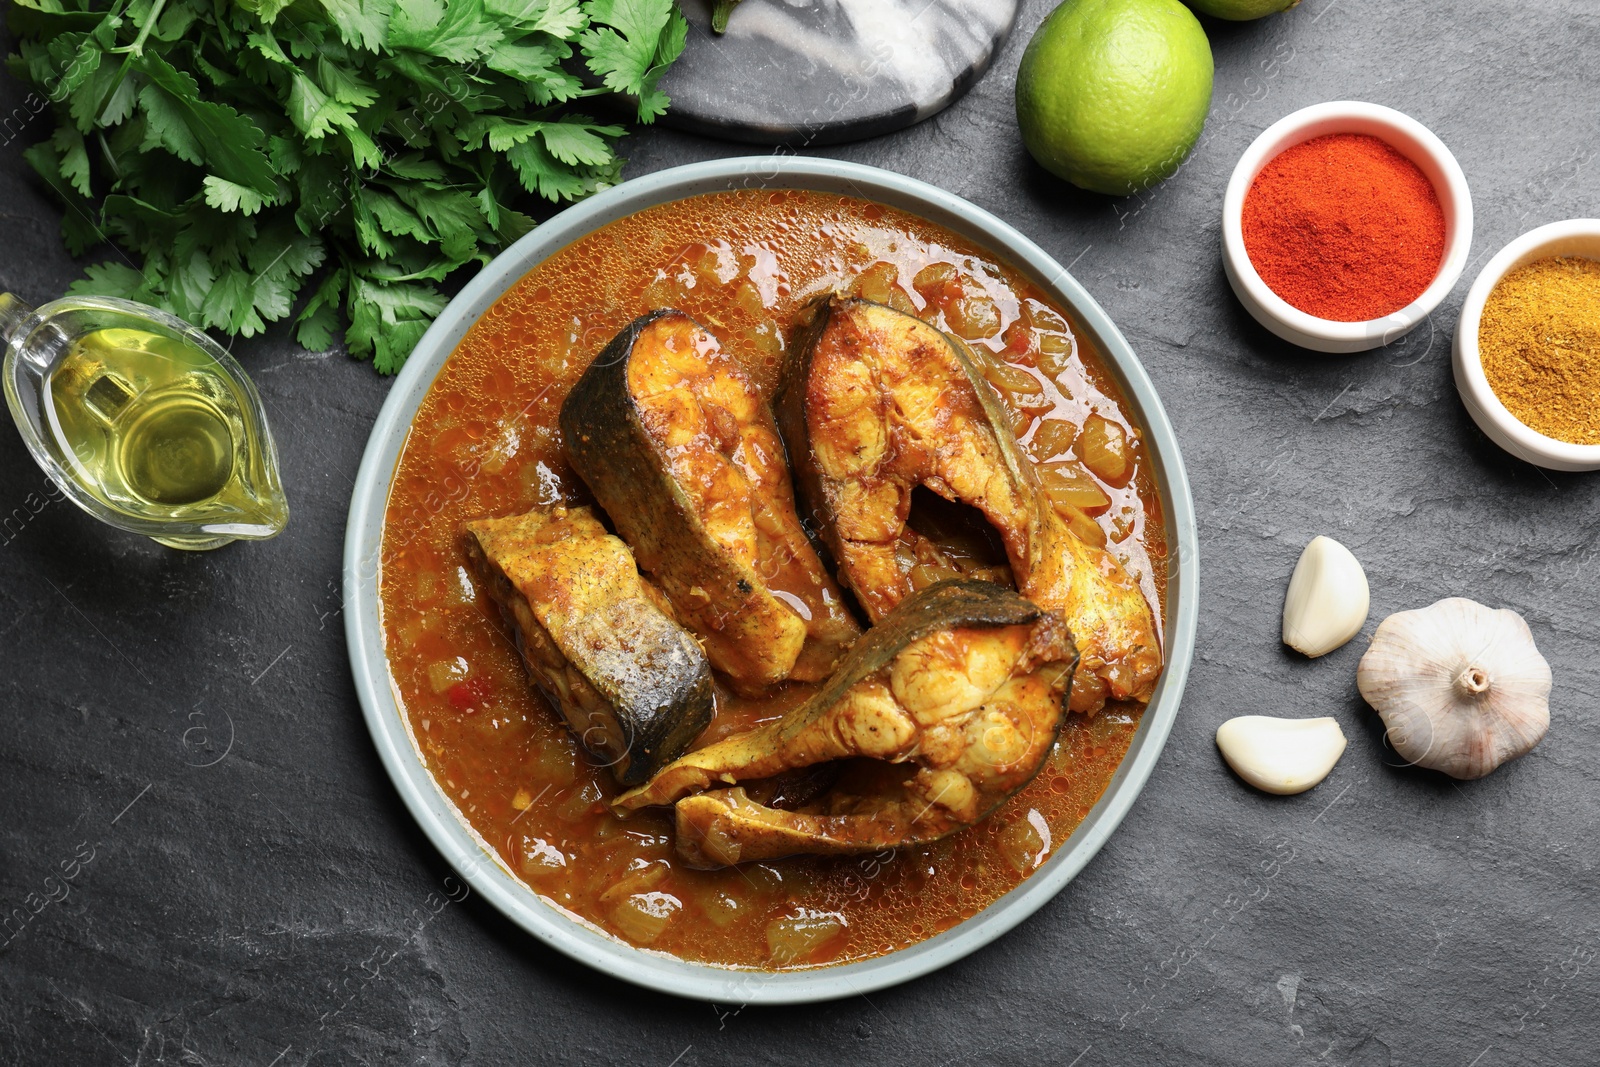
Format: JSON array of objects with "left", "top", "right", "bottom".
[{"left": 1016, "top": 0, "right": 1215, "bottom": 197}]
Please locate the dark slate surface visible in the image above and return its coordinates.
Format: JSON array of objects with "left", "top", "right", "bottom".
[
  {"left": 3, "top": 0, "right": 1599, "bottom": 1063},
  {"left": 660, "top": 0, "right": 1018, "bottom": 145}
]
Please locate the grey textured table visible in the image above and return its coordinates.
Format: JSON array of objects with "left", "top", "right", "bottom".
[{"left": 3, "top": 1, "right": 1598, "bottom": 1063}]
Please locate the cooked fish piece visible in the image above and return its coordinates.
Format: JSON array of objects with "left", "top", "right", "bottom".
[
  {"left": 778, "top": 295, "right": 1161, "bottom": 713},
  {"left": 615, "top": 580, "right": 1078, "bottom": 867},
  {"left": 463, "top": 506, "right": 713, "bottom": 787},
  {"left": 562, "top": 309, "right": 861, "bottom": 692}
]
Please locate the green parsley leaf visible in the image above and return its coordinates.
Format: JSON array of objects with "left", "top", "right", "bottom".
[
  {"left": 485, "top": 0, "right": 585, "bottom": 37},
  {"left": 347, "top": 273, "right": 446, "bottom": 373},
  {"left": 22, "top": 139, "right": 105, "bottom": 255},
  {"left": 65, "top": 51, "right": 115, "bottom": 131},
  {"left": 581, "top": 0, "right": 686, "bottom": 122},
  {"left": 316, "top": 57, "right": 378, "bottom": 108},
  {"left": 486, "top": 39, "right": 582, "bottom": 103},
  {"left": 69, "top": 261, "right": 154, "bottom": 302},
  {"left": 359, "top": 186, "right": 431, "bottom": 243},
  {"left": 134, "top": 53, "right": 277, "bottom": 193},
  {"left": 295, "top": 268, "right": 346, "bottom": 351},
  {"left": 317, "top": 0, "right": 396, "bottom": 53},
  {"left": 539, "top": 116, "right": 624, "bottom": 166},
  {"left": 237, "top": 0, "right": 298, "bottom": 23},
  {"left": 287, "top": 71, "right": 358, "bottom": 140},
  {"left": 384, "top": 152, "right": 448, "bottom": 181},
  {"left": 203, "top": 175, "right": 276, "bottom": 215},
  {"left": 393, "top": 184, "right": 489, "bottom": 242},
  {"left": 202, "top": 263, "right": 267, "bottom": 336},
  {"left": 388, "top": 0, "right": 504, "bottom": 62},
  {"left": 52, "top": 126, "right": 92, "bottom": 198}
]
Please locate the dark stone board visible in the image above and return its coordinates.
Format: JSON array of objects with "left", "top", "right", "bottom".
[
  {"left": 3, "top": 0, "right": 1600, "bottom": 1064},
  {"left": 660, "top": 0, "right": 1019, "bottom": 145}
]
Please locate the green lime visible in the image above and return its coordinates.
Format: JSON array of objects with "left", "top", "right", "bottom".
[
  {"left": 1015, "top": 0, "right": 1215, "bottom": 196},
  {"left": 1185, "top": 0, "right": 1300, "bottom": 19}
]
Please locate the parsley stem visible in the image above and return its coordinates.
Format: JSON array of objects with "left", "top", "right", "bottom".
[
  {"left": 126, "top": 0, "right": 169, "bottom": 57},
  {"left": 97, "top": 132, "right": 123, "bottom": 181}
]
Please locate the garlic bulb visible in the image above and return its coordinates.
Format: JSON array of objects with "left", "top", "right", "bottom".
[
  {"left": 1216, "top": 716, "right": 1347, "bottom": 795},
  {"left": 1357, "top": 598, "right": 1551, "bottom": 780},
  {"left": 1282, "top": 535, "right": 1370, "bottom": 657}
]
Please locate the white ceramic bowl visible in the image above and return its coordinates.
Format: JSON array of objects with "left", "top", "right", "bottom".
[
  {"left": 1222, "top": 101, "right": 1474, "bottom": 354},
  {"left": 1453, "top": 219, "right": 1600, "bottom": 471},
  {"left": 345, "top": 158, "right": 1199, "bottom": 1003}
]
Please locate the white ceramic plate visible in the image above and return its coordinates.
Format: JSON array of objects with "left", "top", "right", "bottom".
[{"left": 344, "top": 157, "right": 1199, "bottom": 1003}]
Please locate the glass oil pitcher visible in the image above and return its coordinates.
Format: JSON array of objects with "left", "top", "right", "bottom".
[{"left": 1, "top": 293, "right": 288, "bottom": 550}]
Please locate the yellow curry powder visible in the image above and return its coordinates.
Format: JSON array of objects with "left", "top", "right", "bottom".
[{"left": 1479, "top": 256, "right": 1600, "bottom": 445}]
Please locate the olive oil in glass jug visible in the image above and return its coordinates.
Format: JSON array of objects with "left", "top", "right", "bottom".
[{"left": 1, "top": 293, "right": 288, "bottom": 550}]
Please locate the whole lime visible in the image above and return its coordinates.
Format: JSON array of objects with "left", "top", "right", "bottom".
[
  {"left": 1186, "top": 0, "right": 1300, "bottom": 19},
  {"left": 1016, "top": 0, "right": 1215, "bottom": 196}
]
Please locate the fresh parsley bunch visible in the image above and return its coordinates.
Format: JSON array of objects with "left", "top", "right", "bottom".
[{"left": 7, "top": 0, "right": 687, "bottom": 371}]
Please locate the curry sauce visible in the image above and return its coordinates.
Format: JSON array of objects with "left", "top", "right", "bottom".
[{"left": 379, "top": 190, "right": 1167, "bottom": 969}]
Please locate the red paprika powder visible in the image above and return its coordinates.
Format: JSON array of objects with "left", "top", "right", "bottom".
[{"left": 1242, "top": 133, "right": 1446, "bottom": 322}]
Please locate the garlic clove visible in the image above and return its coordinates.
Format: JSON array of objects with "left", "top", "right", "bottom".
[
  {"left": 1216, "top": 715, "right": 1347, "bottom": 795},
  {"left": 1357, "top": 597, "right": 1551, "bottom": 780},
  {"left": 1282, "top": 535, "right": 1370, "bottom": 657}
]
